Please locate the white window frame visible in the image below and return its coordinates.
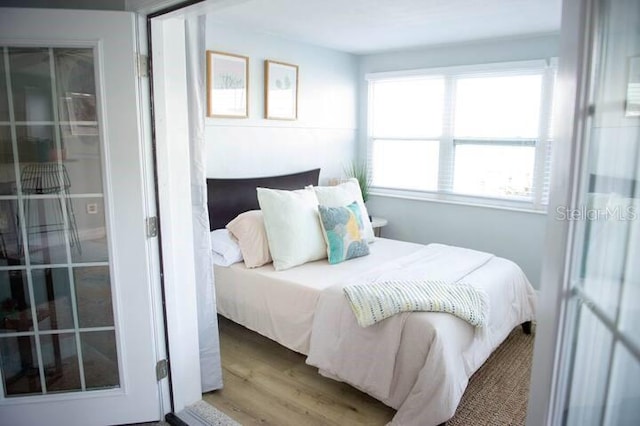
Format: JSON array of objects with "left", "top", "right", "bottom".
[{"left": 366, "top": 59, "right": 557, "bottom": 212}]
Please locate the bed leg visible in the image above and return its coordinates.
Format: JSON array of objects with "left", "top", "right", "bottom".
[{"left": 522, "top": 321, "right": 532, "bottom": 335}]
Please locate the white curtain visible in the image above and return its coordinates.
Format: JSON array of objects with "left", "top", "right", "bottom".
[{"left": 185, "top": 14, "right": 223, "bottom": 392}]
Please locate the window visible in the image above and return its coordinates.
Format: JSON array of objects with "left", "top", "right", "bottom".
[{"left": 367, "top": 60, "right": 556, "bottom": 210}]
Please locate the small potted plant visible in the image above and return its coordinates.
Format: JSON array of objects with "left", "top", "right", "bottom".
[{"left": 344, "top": 160, "right": 372, "bottom": 203}]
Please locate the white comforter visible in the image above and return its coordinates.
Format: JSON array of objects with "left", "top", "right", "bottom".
[{"left": 306, "top": 244, "right": 536, "bottom": 426}]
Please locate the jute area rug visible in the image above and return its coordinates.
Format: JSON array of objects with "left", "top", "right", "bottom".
[{"left": 448, "top": 326, "right": 534, "bottom": 425}]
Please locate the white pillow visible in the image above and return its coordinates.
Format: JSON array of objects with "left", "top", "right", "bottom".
[
  {"left": 210, "top": 229, "right": 243, "bottom": 267},
  {"left": 257, "top": 187, "right": 327, "bottom": 271},
  {"left": 226, "top": 210, "right": 272, "bottom": 268},
  {"left": 312, "top": 178, "right": 375, "bottom": 243}
]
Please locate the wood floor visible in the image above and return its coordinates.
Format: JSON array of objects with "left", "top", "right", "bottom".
[
  {"left": 204, "top": 316, "right": 534, "bottom": 426},
  {"left": 203, "top": 315, "right": 396, "bottom": 425}
]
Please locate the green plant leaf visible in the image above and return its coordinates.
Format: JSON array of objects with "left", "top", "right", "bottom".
[{"left": 344, "top": 161, "right": 372, "bottom": 202}]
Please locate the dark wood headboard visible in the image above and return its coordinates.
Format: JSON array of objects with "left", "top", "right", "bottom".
[{"left": 206, "top": 169, "right": 320, "bottom": 230}]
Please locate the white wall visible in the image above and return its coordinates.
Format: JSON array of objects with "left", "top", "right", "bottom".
[
  {"left": 360, "top": 34, "right": 560, "bottom": 287},
  {"left": 202, "top": 26, "right": 558, "bottom": 286},
  {"left": 205, "top": 19, "right": 358, "bottom": 183}
]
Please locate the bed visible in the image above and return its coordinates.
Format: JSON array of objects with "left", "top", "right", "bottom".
[{"left": 208, "top": 169, "right": 536, "bottom": 426}]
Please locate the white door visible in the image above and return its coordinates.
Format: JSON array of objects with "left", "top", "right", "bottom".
[
  {"left": 551, "top": 0, "right": 640, "bottom": 423},
  {"left": 0, "top": 8, "right": 162, "bottom": 425}
]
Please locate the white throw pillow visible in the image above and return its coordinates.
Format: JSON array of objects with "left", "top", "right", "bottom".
[
  {"left": 312, "top": 178, "right": 375, "bottom": 242},
  {"left": 257, "top": 187, "right": 327, "bottom": 271},
  {"left": 210, "top": 229, "right": 243, "bottom": 267}
]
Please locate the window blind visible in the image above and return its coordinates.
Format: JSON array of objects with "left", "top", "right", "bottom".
[{"left": 366, "top": 59, "right": 557, "bottom": 210}]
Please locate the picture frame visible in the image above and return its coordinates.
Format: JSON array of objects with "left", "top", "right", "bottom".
[
  {"left": 65, "top": 92, "right": 98, "bottom": 136},
  {"left": 207, "top": 51, "right": 249, "bottom": 118},
  {"left": 625, "top": 56, "right": 640, "bottom": 117},
  {"left": 264, "top": 60, "right": 298, "bottom": 120}
]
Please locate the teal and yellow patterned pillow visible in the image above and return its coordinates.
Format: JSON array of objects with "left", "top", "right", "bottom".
[{"left": 318, "top": 202, "right": 370, "bottom": 264}]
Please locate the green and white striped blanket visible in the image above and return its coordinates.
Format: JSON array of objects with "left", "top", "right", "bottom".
[{"left": 343, "top": 279, "right": 488, "bottom": 327}]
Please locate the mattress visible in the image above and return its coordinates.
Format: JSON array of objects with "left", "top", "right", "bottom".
[{"left": 214, "top": 238, "right": 424, "bottom": 354}]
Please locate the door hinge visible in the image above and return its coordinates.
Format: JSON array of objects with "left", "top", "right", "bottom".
[
  {"left": 156, "top": 359, "right": 168, "bottom": 381},
  {"left": 146, "top": 216, "right": 158, "bottom": 238},
  {"left": 137, "top": 54, "right": 149, "bottom": 78}
]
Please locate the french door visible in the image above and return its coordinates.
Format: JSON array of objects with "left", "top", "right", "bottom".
[
  {"left": 552, "top": 0, "right": 640, "bottom": 424},
  {"left": 0, "top": 8, "right": 162, "bottom": 425}
]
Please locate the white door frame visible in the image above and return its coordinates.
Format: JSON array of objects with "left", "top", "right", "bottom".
[
  {"left": 147, "top": 15, "right": 203, "bottom": 412},
  {"left": 132, "top": 13, "right": 174, "bottom": 417},
  {"left": 131, "top": 0, "right": 226, "bottom": 416},
  {"left": 526, "top": 0, "right": 596, "bottom": 424}
]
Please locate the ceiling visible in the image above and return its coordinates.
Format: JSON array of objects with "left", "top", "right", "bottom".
[{"left": 207, "top": 0, "right": 562, "bottom": 55}]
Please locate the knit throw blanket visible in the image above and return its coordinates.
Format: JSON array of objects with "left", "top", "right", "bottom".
[{"left": 343, "top": 279, "right": 489, "bottom": 328}]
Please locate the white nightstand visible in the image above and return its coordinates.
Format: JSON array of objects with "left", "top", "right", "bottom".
[{"left": 371, "top": 217, "right": 388, "bottom": 237}]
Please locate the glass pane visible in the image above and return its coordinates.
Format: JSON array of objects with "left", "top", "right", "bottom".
[
  {"left": 41, "top": 333, "right": 81, "bottom": 393},
  {"left": 0, "top": 199, "right": 23, "bottom": 265},
  {"left": 453, "top": 143, "right": 535, "bottom": 198},
  {"left": 16, "top": 125, "right": 56, "bottom": 166},
  {"left": 579, "top": 193, "right": 634, "bottom": 321},
  {"left": 576, "top": 130, "right": 639, "bottom": 318},
  {"left": 24, "top": 198, "right": 69, "bottom": 265},
  {"left": 81, "top": 330, "right": 119, "bottom": 390},
  {"left": 372, "top": 139, "right": 439, "bottom": 191},
  {"left": 0, "top": 269, "right": 32, "bottom": 333},
  {"left": 0, "top": 45, "right": 118, "bottom": 398},
  {"left": 0, "top": 125, "right": 15, "bottom": 195},
  {"left": 9, "top": 48, "right": 53, "bottom": 123},
  {"left": 62, "top": 134, "right": 103, "bottom": 194},
  {"left": 70, "top": 197, "right": 108, "bottom": 263},
  {"left": 454, "top": 74, "right": 542, "bottom": 138},
  {"left": 0, "top": 335, "right": 41, "bottom": 396},
  {"left": 619, "top": 197, "right": 640, "bottom": 349},
  {"left": 565, "top": 307, "right": 613, "bottom": 426},
  {"left": 0, "top": 51, "right": 9, "bottom": 122},
  {"left": 603, "top": 343, "right": 640, "bottom": 425},
  {"left": 32, "top": 268, "right": 73, "bottom": 331},
  {"left": 372, "top": 78, "right": 444, "bottom": 138},
  {"left": 74, "top": 266, "right": 113, "bottom": 328},
  {"left": 589, "top": 127, "right": 640, "bottom": 182},
  {"left": 54, "top": 48, "right": 97, "bottom": 124}
]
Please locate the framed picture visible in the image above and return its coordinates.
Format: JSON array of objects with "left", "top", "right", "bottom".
[
  {"left": 265, "top": 60, "right": 298, "bottom": 120},
  {"left": 625, "top": 56, "right": 640, "bottom": 117},
  {"left": 65, "top": 92, "right": 98, "bottom": 136},
  {"left": 207, "top": 51, "right": 249, "bottom": 118}
]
